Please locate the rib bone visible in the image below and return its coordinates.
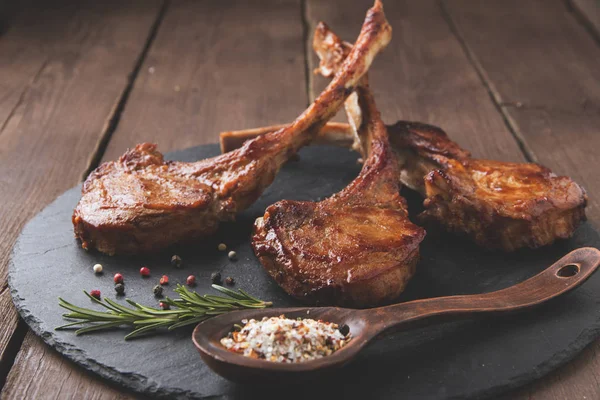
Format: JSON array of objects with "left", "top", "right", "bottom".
[
  {"left": 252, "top": 17, "right": 425, "bottom": 307},
  {"left": 73, "top": 0, "right": 391, "bottom": 255},
  {"left": 227, "top": 25, "right": 587, "bottom": 252}
]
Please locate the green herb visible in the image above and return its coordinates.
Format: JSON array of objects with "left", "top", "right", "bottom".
[{"left": 56, "top": 284, "right": 272, "bottom": 340}]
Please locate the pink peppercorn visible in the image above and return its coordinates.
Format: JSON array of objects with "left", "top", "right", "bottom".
[{"left": 113, "top": 273, "right": 124, "bottom": 284}]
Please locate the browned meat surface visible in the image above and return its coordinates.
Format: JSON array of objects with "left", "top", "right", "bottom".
[
  {"left": 73, "top": 0, "right": 391, "bottom": 255},
  {"left": 252, "top": 12, "right": 426, "bottom": 308},
  {"left": 389, "top": 121, "right": 587, "bottom": 251},
  {"left": 223, "top": 26, "right": 588, "bottom": 252}
]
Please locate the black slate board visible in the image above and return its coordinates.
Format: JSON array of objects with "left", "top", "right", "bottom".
[{"left": 9, "top": 144, "right": 600, "bottom": 400}]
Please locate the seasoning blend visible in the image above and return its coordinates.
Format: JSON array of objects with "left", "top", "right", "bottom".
[{"left": 220, "top": 315, "right": 351, "bottom": 363}]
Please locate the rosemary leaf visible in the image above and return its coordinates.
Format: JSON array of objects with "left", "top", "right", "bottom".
[
  {"left": 56, "top": 284, "right": 271, "bottom": 340},
  {"left": 75, "top": 321, "right": 128, "bottom": 335}
]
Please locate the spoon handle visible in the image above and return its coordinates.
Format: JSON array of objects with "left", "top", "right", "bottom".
[{"left": 370, "top": 247, "right": 600, "bottom": 336}]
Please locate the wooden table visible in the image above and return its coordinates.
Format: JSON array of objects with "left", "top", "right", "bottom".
[{"left": 0, "top": 0, "right": 599, "bottom": 398}]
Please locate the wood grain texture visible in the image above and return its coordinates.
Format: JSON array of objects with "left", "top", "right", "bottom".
[
  {"left": 444, "top": 0, "right": 600, "bottom": 115},
  {"left": 0, "top": 290, "right": 25, "bottom": 387},
  {"left": 306, "top": 0, "right": 524, "bottom": 162},
  {"left": 194, "top": 248, "right": 600, "bottom": 384},
  {"left": 2, "top": 333, "right": 137, "bottom": 400},
  {"left": 443, "top": 0, "right": 600, "bottom": 398},
  {"left": 572, "top": 0, "right": 600, "bottom": 38},
  {"left": 3, "top": 0, "right": 600, "bottom": 398},
  {"left": 3, "top": 0, "right": 308, "bottom": 398},
  {"left": 102, "top": 0, "right": 307, "bottom": 162},
  {"left": 0, "top": 0, "right": 163, "bottom": 396},
  {"left": 505, "top": 109, "right": 600, "bottom": 223}
]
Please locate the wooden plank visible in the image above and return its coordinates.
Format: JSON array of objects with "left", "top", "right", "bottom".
[
  {"left": 572, "top": 0, "right": 600, "bottom": 38},
  {"left": 443, "top": 0, "right": 600, "bottom": 115},
  {"left": 3, "top": 0, "right": 307, "bottom": 397},
  {"left": 306, "top": 0, "right": 524, "bottom": 162},
  {"left": 2, "top": 332, "right": 137, "bottom": 399},
  {"left": 505, "top": 109, "right": 600, "bottom": 222},
  {"left": 0, "top": 290, "right": 26, "bottom": 387},
  {"left": 310, "top": 0, "right": 600, "bottom": 399},
  {"left": 102, "top": 0, "right": 307, "bottom": 162},
  {"left": 442, "top": 0, "right": 600, "bottom": 398},
  {"left": 0, "top": 0, "right": 163, "bottom": 394}
]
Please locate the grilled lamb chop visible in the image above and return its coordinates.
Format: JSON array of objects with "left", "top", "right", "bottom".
[
  {"left": 73, "top": 0, "right": 391, "bottom": 255},
  {"left": 388, "top": 121, "right": 587, "bottom": 251},
  {"left": 222, "top": 25, "right": 588, "bottom": 252},
  {"left": 252, "top": 17, "right": 426, "bottom": 307}
]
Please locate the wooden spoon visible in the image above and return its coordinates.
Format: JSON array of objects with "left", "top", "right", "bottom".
[{"left": 192, "top": 247, "right": 600, "bottom": 383}]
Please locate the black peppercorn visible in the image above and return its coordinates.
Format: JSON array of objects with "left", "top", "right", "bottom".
[
  {"left": 211, "top": 271, "right": 222, "bottom": 284},
  {"left": 171, "top": 255, "right": 182, "bottom": 268},
  {"left": 153, "top": 284, "right": 164, "bottom": 297},
  {"left": 114, "top": 283, "right": 125, "bottom": 295},
  {"left": 339, "top": 324, "right": 350, "bottom": 336},
  {"left": 225, "top": 276, "right": 235, "bottom": 286}
]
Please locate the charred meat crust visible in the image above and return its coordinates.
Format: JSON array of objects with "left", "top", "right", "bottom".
[
  {"left": 390, "top": 121, "right": 587, "bottom": 251},
  {"left": 251, "top": 9, "right": 426, "bottom": 308},
  {"left": 72, "top": 0, "right": 392, "bottom": 256},
  {"left": 252, "top": 201, "right": 423, "bottom": 308}
]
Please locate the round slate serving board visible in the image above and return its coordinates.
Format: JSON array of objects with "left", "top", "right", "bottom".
[{"left": 9, "top": 144, "right": 600, "bottom": 400}]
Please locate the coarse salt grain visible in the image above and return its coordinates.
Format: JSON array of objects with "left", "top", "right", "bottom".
[{"left": 220, "top": 315, "right": 350, "bottom": 363}]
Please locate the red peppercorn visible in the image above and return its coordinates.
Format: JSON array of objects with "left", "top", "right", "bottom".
[
  {"left": 159, "top": 275, "right": 169, "bottom": 285},
  {"left": 90, "top": 289, "right": 101, "bottom": 300},
  {"left": 159, "top": 301, "right": 170, "bottom": 310},
  {"left": 186, "top": 275, "right": 196, "bottom": 286},
  {"left": 140, "top": 266, "right": 150, "bottom": 277},
  {"left": 113, "top": 273, "right": 124, "bottom": 284}
]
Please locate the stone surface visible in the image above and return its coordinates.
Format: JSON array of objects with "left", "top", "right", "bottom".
[{"left": 8, "top": 144, "right": 600, "bottom": 399}]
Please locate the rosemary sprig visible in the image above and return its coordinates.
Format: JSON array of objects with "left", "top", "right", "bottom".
[{"left": 56, "top": 284, "right": 272, "bottom": 340}]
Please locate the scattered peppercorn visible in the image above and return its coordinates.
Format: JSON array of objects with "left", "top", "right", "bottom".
[
  {"left": 339, "top": 324, "right": 350, "bottom": 337},
  {"left": 114, "top": 273, "right": 124, "bottom": 284},
  {"left": 153, "top": 285, "right": 164, "bottom": 296},
  {"left": 210, "top": 271, "right": 222, "bottom": 284},
  {"left": 159, "top": 301, "right": 170, "bottom": 310},
  {"left": 186, "top": 275, "right": 196, "bottom": 286},
  {"left": 159, "top": 275, "right": 169, "bottom": 285},
  {"left": 114, "top": 283, "right": 125, "bottom": 295},
  {"left": 90, "top": 290, "right": 101, "bottom": 300},
  {"left": 171, "top": 255, "right": 182, "bottom": 268},
  {"left": 140, "top": 266, "right": 150, "bottom": 277},
  {"left": 218, "top": 243, "right": 227, "bottom": 251},
  {"left": 93, "top": 264, "right": 103, "bottom": 274},
  {"left": 228, "top": 250, "right": 237, "bottom": 260},
  {"left": 225, "top": 276, "right": 235, "bottom": 286}
]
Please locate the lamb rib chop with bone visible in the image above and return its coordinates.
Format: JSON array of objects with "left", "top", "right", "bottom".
[
  {"left": 73, "top": 0, "right": 390, "bottom": 255},
  {"left": 253, "top": 9, "right": 426, "bottom": 308},
  {"left": 222, "top": 25, "right": 587, "bottom": 252}
]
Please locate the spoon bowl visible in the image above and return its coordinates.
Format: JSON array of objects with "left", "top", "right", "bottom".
[{"left": 193, "top": 247, "right": 600, "bottom": 383}]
